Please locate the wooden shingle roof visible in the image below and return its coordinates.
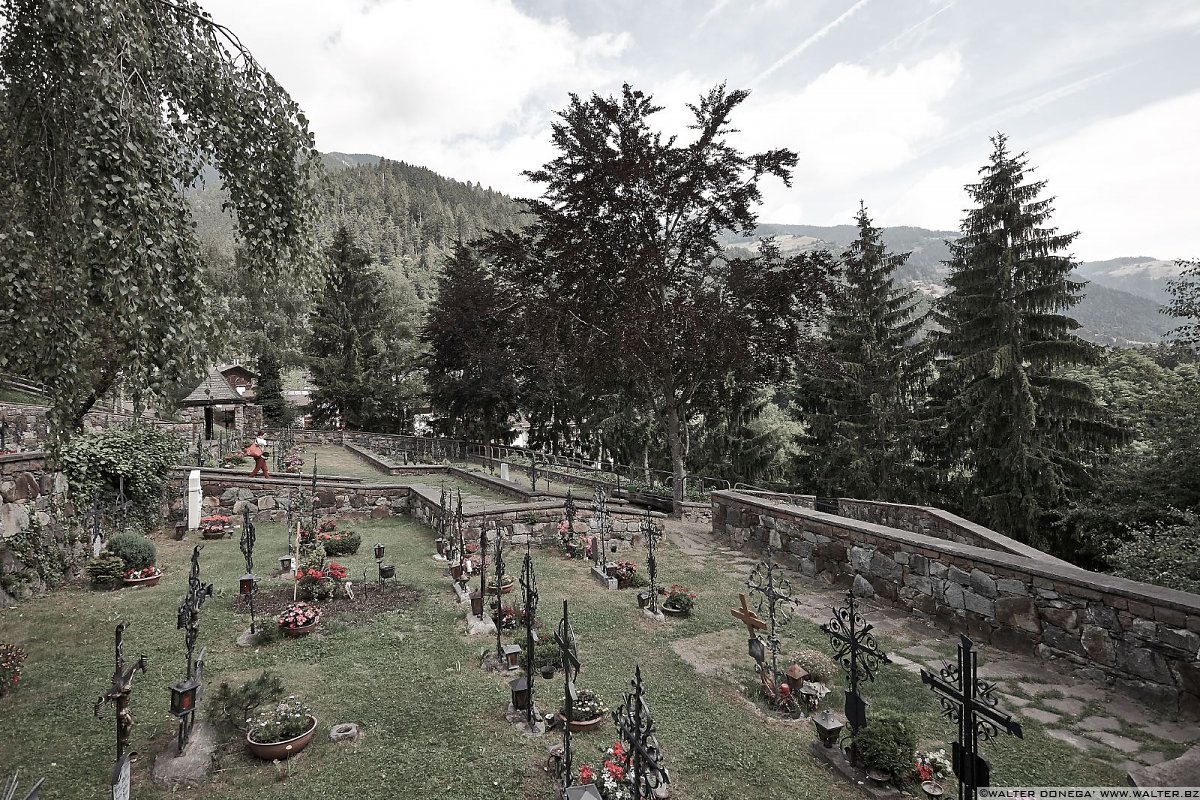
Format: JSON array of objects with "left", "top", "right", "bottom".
[{"left": 178, "top": 366, "right": 246, "bottom": 407}]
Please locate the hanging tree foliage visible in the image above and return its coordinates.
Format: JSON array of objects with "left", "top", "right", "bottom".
[{"left": 0, "top": 0, "right": 321, "bottom": 439}]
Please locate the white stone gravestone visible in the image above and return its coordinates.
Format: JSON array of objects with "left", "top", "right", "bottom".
[
  {"left": 499, "top": 462, "right": 510, "bottom": 482},
  {"left": 187, "top": 470, "right": 201, "bottom": 530}
]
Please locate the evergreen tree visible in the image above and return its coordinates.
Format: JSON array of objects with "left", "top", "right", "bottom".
[
  {"left": 254, "top": 350, "right": 294, "bottom": 428},
  {"left": 802, "top": 204, "right": 928, "bottom": 500},
  {"left": 927, "top": 134, "right": 1122, "bottom": 548},
  {"left": 421, "top": 242, "right": 520, "bottom": 442},
  {"left": 307, "top": 227, "right": 418, "bottom": 430},
  {"left": 1164, "top": 259, "right": 1200, "bottom": 345}
]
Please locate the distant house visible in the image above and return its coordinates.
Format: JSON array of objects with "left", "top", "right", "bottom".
[
  {"left": 178, "top": 365, "right": 261, "bottom": 439},
  {"left": 217, "top": 363, "right": 258, "bottom": 401}
]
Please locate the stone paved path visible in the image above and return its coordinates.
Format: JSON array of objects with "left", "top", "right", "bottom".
[{"left": 665, "top": 519, "right": 1200, "bottom": 777}]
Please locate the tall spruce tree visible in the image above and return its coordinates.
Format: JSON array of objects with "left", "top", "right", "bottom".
[
  {"left": 254, "top": 349, "right": 294, "bottom": 428},
  {"left": 928, "top": 134, "right": 1121, "bottom": 548},
  {"left": 803, "top": 204, "right": 928, "bottom": 500}
]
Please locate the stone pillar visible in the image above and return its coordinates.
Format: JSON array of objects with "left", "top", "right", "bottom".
[{"left": 187, "top": 470, "right": 201, "bottom": 530}]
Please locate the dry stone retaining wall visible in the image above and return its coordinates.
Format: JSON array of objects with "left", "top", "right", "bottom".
[
  {"left": 713, "top": 489, "right": 1200, "bottom": 716},
  {"left": 0, "top": 453, "right": 82, "bottom": 603}
]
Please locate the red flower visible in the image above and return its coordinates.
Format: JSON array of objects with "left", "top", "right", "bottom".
[
  {"left": 579, "top": 764, "right": 594, "bottom": 783},
  {"left": 916, "top": 763, "right": 933, "bottom": 781},
  {"left": 610, "top": 741, "right": 625, "bottom": 761},
  {"left": 604, "top": 759, "right": 624, "bottom": 782}
]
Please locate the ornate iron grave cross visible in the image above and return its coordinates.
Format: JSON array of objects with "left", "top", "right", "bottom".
[
  {"left": 94, "top": 623, "right": 147, "bottom": 763},
  {"left": 171, "top": 545, "right": 213, "bottom": 753},
  {"left": 746, "top": 546, "right": 798, "bottom": 692},
  {"left": 591, "top": 488, "right": 610, "bottom": 570},
  {"left": 113, "top": 475, "right": 130, "bottom": 534},
  {"left": 921, "top": 635, "right": 1023, "bottom": 800},
  {"left": 475, "top": 520, "right": 489, "bottom": 620},
  {"left": 611, "top": 665, "right": 671, "bottom": 800},
  {"left": 438, "top": 486, "right": 450, "bottom": 549},
  {"left": 555, "top": 600, "right": 582, "bottom": 797},
  {"left": 642, "top": 511, "right": 662, "bottom": 615},
  {"left": 528, "top": 453, "right": 539, "bottom": 490},
  {"left": 822, "top": 589, "right": 891, "bottom": 737},
  {"left": 519, "top": 544, "right": 539, "bottom": 729},
  {"left": 564, "top": 487, "right": 577, "bottom": 532},
  {"left": 493, "top": 530, "right": 506, "bottom": 659},
  {"left": 240, "top": 507, "right": 258, "bottom": 634}
]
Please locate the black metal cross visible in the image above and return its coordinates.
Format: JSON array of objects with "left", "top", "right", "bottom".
[
  {"left": 476, "top": 520, "right": 489, "bottom": 621},
  {"left": 90, "top": 491, "right": 103, "bottom": 557},
  {"left": 94, "top": 623, "right": 147, "bottom": 762},
  {"left": 746, "top": 546, "right": 798, "bottom": 692},
  {"left": 493, "top": 531, "right": 506, "bottom": 659},
  {"left": 611, "top": 665, "right": 670, "bottom": 800},
  {"left": 822, "top": 589, "right": 891, "bottom": 737},
  {"left": 643, "top": 511, "right": 661, "bottom": 615},
  {"left": 921, "top": 635, "right": 1023, "bottom": 800},
  {"left": 555, "top": 600, "right": 581, "bottom": 797},
  {"left": 591, "top": 488, "right": 610, "bottom": 571},
  {"left": 519, "top": 548, "right": 539, "bottom": 730},
  {"left": 564, "top": 487, "right": 577, "bottom": 532},
  {"left": 528, "top": 454, "right": 539, "bottom": 490},
  {"left": 240, "top": 506, "right": 258, "bottom": 634},
  {"left": 174, "top": 546, "right": 212, "bottom": 749}
]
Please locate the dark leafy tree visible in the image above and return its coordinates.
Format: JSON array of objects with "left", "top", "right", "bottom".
[
  {"left": 308, "top": 227, "right": 422, "bottom": 431},
  {"left": 1165, "top": 259, "right": 1200, "bottom": 345},
  {"left": 927, "top": 134, "right": 1123, "bottom": 548},
  {"left": 799, "top": 204, "right": 929, "bottom": 500},
  {"left": 514, "top": 84, "right": 836, "bottom": 508},
  {"left": 421, "top": 242, "right": 520, "bottom": 442},
  {"left": 0, "top": 0, "right": 320, "bottom": 437},
  {"left": 254, "top": 350, "right": 293, "bottom": 428}
]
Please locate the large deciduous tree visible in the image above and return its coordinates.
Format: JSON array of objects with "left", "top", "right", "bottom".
[
  {"left": 927, "top": 134, "right": 1122, "bottom": 548},
  {"left": 0, "top": 0, "right": 319, "bottom": 437},
  {"left": 516, "top": 83, "right": 835, "bottom": 509},
  {"left": 1165, "top": 259, "right": 1200, "bottom": 345},
  {"left": 801, "top": 204, "right": 929, "bottom": 500}
]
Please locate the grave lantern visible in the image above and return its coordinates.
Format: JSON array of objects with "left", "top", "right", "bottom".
[
  {"left": 470, "top": 591, "right": 483, "bottom": 617},
  {"left": 813, "top": 709, "right": 844, "bottom": 748},
  {"left": 565, "top": 785, "right": 603, "bottom": 800},
  {"left": 509, "top": 676, "right": 531, "bottom": 709},
  {"left": 238, "top": 573, "right": 257, "bottom": 596},
  {"left": 748, "top": 636, "right": 766, "bottom": 663},
  {"left": 373, "top": 542, "right": 386, "bottom": 560},
  {"left": 167, "top": 677, "right": 200, "bottom": 718},
  {"left": 435, "top": 537, "right": 446, "bottom": 556},
  {"left": 503, "top": 644, "right": 523, "bottom": 670},
  {"left": 278, "top": 554, "right": 294, "bottom": 573},
  {"left": 784, "top": 663, "right": 808, "bottom": 694}
]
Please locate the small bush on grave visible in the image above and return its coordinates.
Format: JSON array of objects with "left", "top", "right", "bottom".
[
  {"left": 85, "top": 553, "right": 126, "bottom": 589},
  {"left": 521, "top": 635, "right": 562, "bottom": 671},
  {"left": 855, "top": 710, "right": 917, "bottom": 782},
  {"left": 211, "top": 671, "right": 286, "bottom": 732},
  {"left": 105, "top": 532, "right": 156, "bottom": 570},
  {"left": 316, "top": 529, "right": 361, "bottom": 557},
  {"left": 0, "top": 641, "right": 27, "bottom": 697},
  {"left": 790, "top": 648, "right": 838, "bottom": 684},
  {"left": 560, "top": 687, "right": 606, "bottom": 721}
]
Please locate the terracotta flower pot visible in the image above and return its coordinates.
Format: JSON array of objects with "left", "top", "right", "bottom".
[
  {"left": 557, "top": 713, "right": 604, "bottom": 733},
  {"left": 486, "top": 576, "right": 515, "bottom": 595},
  {"left": 280, "top": 619, "right": 319, "bottom": 638},
  {"left": 123, "top": 573, "right": 161, "bottom": 588},
  {"left": 660, "top": 602, "right": 690, "bottom": 618},
  {"left": 245, "top": 715, "right": 318, "bottom": 760}
]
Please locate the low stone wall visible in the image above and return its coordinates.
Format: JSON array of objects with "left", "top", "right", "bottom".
[
  {"left": 0, "top": 452, "right": 82, "bottom": 602},
  {"left": 0, "top": 402, "right": 196, "bottom": 453},
  {"left": 713, "top": 489, "right": 1200, "bottom": 716},
  {"left": 171, "top": 472, "right": 412, "bottom": 523}
]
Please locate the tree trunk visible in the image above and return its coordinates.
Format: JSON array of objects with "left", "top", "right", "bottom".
[{"left": 665, "top": 400, "right": 685, "bottom": 517}]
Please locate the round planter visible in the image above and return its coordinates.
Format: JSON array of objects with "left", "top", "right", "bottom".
[
  {"left": 280, "top": 619, "right": 319, "bottom": 638},
  {"left": 557, "top": 713, "right": 604, "bottom": 733},
  {"left": 123, "top": 572, "right": 162, "bottom": 588},
  {"left": 660, "top": 602, "right": 690, "bottom": 618},
  {"left": 865, "top": 769, "right": 891, "bottom": 786},
  {"left": 245, "top": 715, "right": 318, "bottom": 760},
  {"left": 486, "top": 577, "right": 515, "bottom": 595},
  {"left": 921, "top": 781, "right": 946, "bottom": 800},
  {"left": 201, "top": 529, "right": 229, "bottom": 540}
]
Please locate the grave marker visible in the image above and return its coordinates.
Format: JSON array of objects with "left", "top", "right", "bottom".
[
  {"left": 555, "top": 600, "right": 582, "bottom": 797},
  {"left": 611, "top": 665, "right": 670, "bottom": 800},
  {"left": 94, "top": 623, "right": 146, "bottom": 800},
  {"left": 516, "top": 542, "right": 540, "bottom": 730},
  {"left": 822, "top": 589, "right": 890, "bottom": 737},
  {"left": 169, "top": 546, "right": 212, "bottom": 754},
  {"left": 642, "top": 511, "right": 662, "bottom": 616},
  {"left": 239, "top": 507, "right": 258, "bottom": 634},
  {"left": 746, "top": 545, "right": 798, "bottom": 700},
  {"left": 186, "top": 470, "right": 201, "bottom": 530}
]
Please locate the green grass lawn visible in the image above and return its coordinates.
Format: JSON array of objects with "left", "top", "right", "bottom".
[{"left": 0, "top": 514, "right": 1124, "bottom": 799}]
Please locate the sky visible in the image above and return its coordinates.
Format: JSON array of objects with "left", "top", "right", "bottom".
[{"left": 200, "top": 0, "right": 1200, "bottom": 261}]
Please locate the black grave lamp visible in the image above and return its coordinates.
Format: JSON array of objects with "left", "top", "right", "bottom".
[
  {"left": 278, "top": 554, "right": 294, "bottom": 573},
  {"left": 373, "top": 542, "right": 386, "bottom": 561},
  {"left": 813, "top": 709, "right": 845, "bottom": 748},
  {"left": 509, "top": 675, "right": 531, "bottom": 710},
  {"left": 167, "top": 677, "right": 200, "bottom": 718},
  {"left": 238, "top": 572, "right": 258, "bottom": 596}
]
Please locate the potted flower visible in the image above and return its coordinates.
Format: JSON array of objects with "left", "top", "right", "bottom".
[
  {"left": 199, "top": 514, "right": 233, "bottom": 539},
  {"left": 915, "top": 748, "right": 953, "bottom": 797},
  {"left": 660, "top": 584, "right": 697, "bottom": 617},
  {"left": 245, "top": 696, "right": 318, "bottom": 760},
  {"left": 278, "top": 602, "right": 321, "bottom": 637},
  {"left": 577, "top": 741, "right": 633, "bottom": 799},
  {"left": 486, "top": 574, "right": 516, "bottom": 595},
  {"left": 558, "top": 688, "right": 607, "bottom": 732},
  {"left": 122, "top": 565, "right": 162, "bottom": 587},
  {"left": 609, "top": 560, "right": 637, "bottom": 589},
  {"left": 491, "top": 604, "right": 520, "bottom": 630}
]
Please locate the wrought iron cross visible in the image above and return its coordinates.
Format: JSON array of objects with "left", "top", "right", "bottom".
[
  {"left": 822, "top": 589, "right": 891, "bottom": 736},
  {"left": 90, "top": 490, "right": 103, "bottom": 558},
  {"left": 94, "top": 623, "right": 147, "bottom": 762},
  {"left": 519, "top": 547, "right": 539, "bottom": 729},
  {"left": 611, "top": 665, "right": 670, "bottom": 800},
  {"left": 555, "top": 600, "right": 581, "bottom": 797},
  {"left": 240, "top": 507, "right": 257, "bottom": 634},
  {"left": 564, "top": 487, "right": 577, "bottom": 531},
  {"left": 746, "top": 546, "right": 798, "bottom": 690},
  {"left": 591, "top": 488, "right": 610, "bottom": 570},
  {"left": 493, "top": 531, "right": 506, "bottom": 659},
  {"left": 528, "top": 454, "right": 538, "bottom": 490},
  {"left": 177, "top": 546, "right": 213, "bottom": 682},
  {"left": 477, "top": 520, "right": 489, "bottom": 620},
  {"left": 643, "top": 511, "right": 661, "bottom": 615},
  {"left": 921, "top": 635, "right": 1023, "bottom": 800}
]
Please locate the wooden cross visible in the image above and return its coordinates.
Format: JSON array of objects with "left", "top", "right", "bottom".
[{"left": 730, "top": 593, "right": 766, "bottom": 635}]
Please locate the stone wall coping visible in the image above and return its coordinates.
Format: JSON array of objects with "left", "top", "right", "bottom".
[
  {"left": 714, "top": 490, "right": 1200, "bottom": 615},
  {"left": 175, "top": 466, "right": 366, "bottom": 484},
  {"left": 175, "top": 472, "right": 409, "bottom": 491},
  {"left": 0, "top": 451, "right": 48, "bottom": 467},
  {"left": 837, "top": 497, "right": 1070, "bottom": 566}
]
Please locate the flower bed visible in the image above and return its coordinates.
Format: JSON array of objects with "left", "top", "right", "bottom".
[
  {"left": 559, "top": 688, "right": 606, "bottom": 731},
  {"left": 316, "top": 530, "right": 361, "bottom": 557},
  {"left": 577, "top": 740, "right": 634, "bottom": 799}
]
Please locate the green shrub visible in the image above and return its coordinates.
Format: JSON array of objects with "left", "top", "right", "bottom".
[
  {"left": 211, "top": 671, "right": 286, "bottom": 732},
  {"left": 85, "top": 554, "right": 126, "bottom": 589},
  {"left": 105, "top": 532, "right": 156, "bottom": 570},
  {"left": 855, "top": 710, "right": 917, "bottom": 781},
  {"left": 319, "top": 530, "right": 361, "bottom": 557},
  {"left": 61, "top": 426, "right": 182, "bottom": 531},
  {"left": 790, "top": 648, "right": 839, "bottom": 684},
  {"left": 521, "top": 636, "right": 563, "bottom": 672}
]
